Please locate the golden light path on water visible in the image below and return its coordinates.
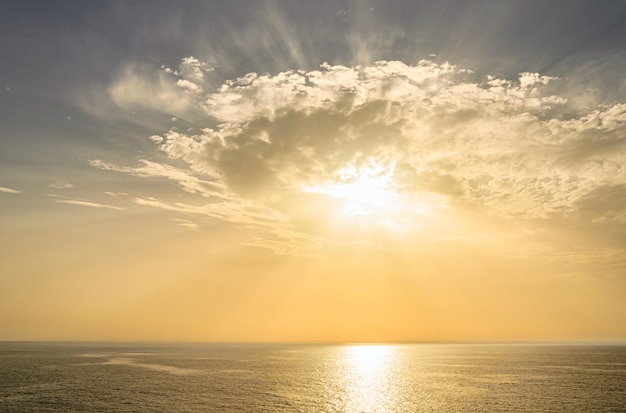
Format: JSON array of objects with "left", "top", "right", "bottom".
[{"left": 335, "top": 345, "right": 401, "bottom": 413}]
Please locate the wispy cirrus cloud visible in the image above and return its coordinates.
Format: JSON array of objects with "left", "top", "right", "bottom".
[
  {"left": 133, "top": 197, "right": 324, "bottom": 256},
  {"left": 89, "top": 159, "right": 226, "bottom": 199},
  {"left": 172, "top": 218, "right": 200, "bottom": 231},
  {"left": 0, "top": 186, "right": 21, "bottom": 194},
  {"left": 104, "top": 191, "right": 128, "bottom": 197},
  {"left": 56, "top": 199, "right": 124, "bottom": 211},
  {"left": 132, "top": 197, "right": 285, "bottom": 228}
]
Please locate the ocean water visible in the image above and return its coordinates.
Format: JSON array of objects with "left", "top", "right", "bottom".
[{"left": 0, "top": 343, "right": 624, "bottom": 412}]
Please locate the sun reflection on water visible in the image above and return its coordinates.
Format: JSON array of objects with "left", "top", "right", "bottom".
[{"left": 337, "top": 345, "right": 400, "bottom": 413}]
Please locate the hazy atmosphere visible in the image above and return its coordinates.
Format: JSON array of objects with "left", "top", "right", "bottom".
[{"left": 1, "top": 0, "right": 625, "bottom": 342}]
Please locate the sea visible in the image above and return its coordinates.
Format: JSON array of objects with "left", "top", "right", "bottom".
[{"left": 0, "top": 342, "right": 624, "bottom": 412}]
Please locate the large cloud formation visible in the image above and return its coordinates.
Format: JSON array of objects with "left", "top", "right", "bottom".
[{"left": 93, "top": 57, "right": 626, "bottom": 255}]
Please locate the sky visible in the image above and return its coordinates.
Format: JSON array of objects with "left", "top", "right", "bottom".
[{"left": 1, "top": 0, "right": 626, "bottom": 343}]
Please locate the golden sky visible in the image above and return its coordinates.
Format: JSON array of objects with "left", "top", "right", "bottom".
[{"left": 1, "top": 0, "right": 625, "bottom": 342}]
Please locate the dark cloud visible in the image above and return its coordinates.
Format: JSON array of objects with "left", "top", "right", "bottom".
[{"left": 212, "top": 102, "right": 406, "bottom": 196}]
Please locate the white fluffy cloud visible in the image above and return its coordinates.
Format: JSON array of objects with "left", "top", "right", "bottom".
[
  {"left": 157, "top": 60, "right": 625, "bottom": 218},
  {"left": 93, "top": 58, "right": 626, "bottom": 254}
]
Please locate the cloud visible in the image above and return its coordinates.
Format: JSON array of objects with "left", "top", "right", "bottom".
[
  {"left": 104, "top": 56, "right": 214, "bottom": 120},
  {"left": 133, "top": 196, "right": 324, "bottom": 256},
  {"left": 574, "top": 184, "right": 626, "bottom": 223},
  {"left": 178, "top": 56, "right": 214, "bottom": 84},
  {"left": 56, "top": 199, "right": 124, "bottom": 211},
  {"left": 107, "top": 64, "right": 192, "bottom": 115},
  {"left": 133, "top": 197, "right": 285, "bottom": 228},
  {"left": 165, "top": 60, "right": 623, "bottom": 218},
  {"left": 89, "top": 159, "right": 226, "bottom": 198},
  {"left": 92, "top": 57, "right": 626, "bottom": 254},
  {"left": 49, "top": 181, "right": 74, "bottom": 189},
  {"left": 172, "top": 218, "right": 200, "bottom": 231},
  {"left": 0, "top": 186, "right": 21, "bottom": 194}
]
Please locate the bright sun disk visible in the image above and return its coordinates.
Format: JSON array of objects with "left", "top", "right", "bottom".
[
  {"left": 302, "top": 164, "right": 444, "bottom": 231},
  {"left": 304, "top": 165, "right": 397, "bottom": 216}
]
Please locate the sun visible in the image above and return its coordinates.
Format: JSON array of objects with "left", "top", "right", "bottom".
[
  {"left": 301, "top": 162, "right": 445, "bottom": 231},
  {"left": 304, "top": 164, "right": 398, "bottom": 217}
]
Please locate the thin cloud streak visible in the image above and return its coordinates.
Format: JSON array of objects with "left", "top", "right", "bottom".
[
  {"left": 56, "top": 199, "right": 124, "bottom": 211},
  {"left": 0, "top": 186, "right": 21, "bottom": 194}
]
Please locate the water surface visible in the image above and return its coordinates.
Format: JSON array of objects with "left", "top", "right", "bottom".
[{"left": 1, "top": 342, "right": 624, "bottom": 412}]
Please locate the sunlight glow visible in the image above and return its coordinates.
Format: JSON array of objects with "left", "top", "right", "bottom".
[
  {"left": 303, "top": 165, "right": 399, "bottom": 216},
  {"left": 302, "top": 163, "right": 444, "bottom": 231}
]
